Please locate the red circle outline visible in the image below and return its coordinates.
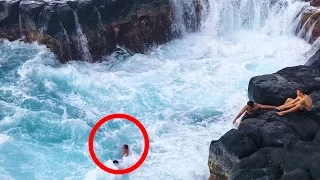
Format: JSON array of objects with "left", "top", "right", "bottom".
[{"left": 88, "top": 113, "right": 149, "bottom": 174}]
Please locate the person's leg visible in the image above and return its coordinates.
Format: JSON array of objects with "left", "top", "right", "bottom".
[
  {"left": 277, "top": 98, "right": 294, "bottom": 111},
  {"left": 277, "top": 104, "right": 303, "bottom": 116},
  {"left": 284, "top": 98, "right": 294, "bottom": 104}
]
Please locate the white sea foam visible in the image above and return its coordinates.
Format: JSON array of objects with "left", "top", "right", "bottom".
[
  {"left": 0, "top": 0, "right": 314, "bottom": 179},
  {"left": 0, "top": 134, "right": 10, "bottom": 145}
]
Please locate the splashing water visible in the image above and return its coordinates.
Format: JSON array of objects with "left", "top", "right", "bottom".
[
  {"left": 73, "top": 10, "right": 93, "bottom": 62},
  {"left": 0, "top": 0, "right": 314, "bottom": 179}
]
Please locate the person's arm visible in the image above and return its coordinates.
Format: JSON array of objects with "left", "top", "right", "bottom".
[
  {"left": 293, "top": 97, "right": 305, "bottom": 106},
  {"left": 257, "top": 104, "right": 277, "bottom": 110},
  {"left": 232, "top": 105, "right": 248, "bottom": 125},
  {"left": 291, "top": 97, "right": 300, "bottom": 104}
]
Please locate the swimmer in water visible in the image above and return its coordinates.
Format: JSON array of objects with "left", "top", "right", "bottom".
[
  {"left": 113, "top": 160, "right": 119, "bottom": 167},
  {"left": 122, "top": 144, "right": 129, "bottom": 157}
]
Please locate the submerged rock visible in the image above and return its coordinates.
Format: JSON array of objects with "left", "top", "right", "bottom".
[
  {"left": 0, "top": 0, "right": 208, "bottom": 62},
  {"left": 208, "top": 65, "right": 320, "bottom": 180}
]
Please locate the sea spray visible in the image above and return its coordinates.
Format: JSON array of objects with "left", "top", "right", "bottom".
[{"left": 0, "top": 0, "right": 314, "bottom": 179}]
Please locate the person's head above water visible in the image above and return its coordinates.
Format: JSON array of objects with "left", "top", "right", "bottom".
[
  {"left": 122, "top": 144, "right": 129, "bottom": 157},
  {"left": 123, "top": 144, "right": 129, "bottom": 150},
  {"left": 247, "top": 101, "right": 254, "bottom": 107},
  {"left": 113, "top": 160, "right": 119, "bottom": 165}
]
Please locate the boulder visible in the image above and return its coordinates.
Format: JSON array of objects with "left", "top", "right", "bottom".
[
  {"left": 0, "top": 0, "right": 21, "bottom": 27},
  {"left": 259, "top": 120, "right": 301, "bottom": 147},
  {"left": 313, "top": 130, "right": 320, "bottom": 145},
  {"left": 19, "top": 0, "right": 46, "bottom": 29},
  {"left": 231, "top": 147, "right": 283, "bottom": 180},
  {"left": 248, "top": 73, "right": 302, "bottom": 106},
  {"left": 276, "top": 66, "right": 320, "bottom": 93},
  {"left": 238, "top": 118, "right": 266, "bottom": 148},
  {"left": 268, "top": 112, "right": 320, "bottom": 141},
  {"left": 280, "top": 138, "right": 320, "bottom": 172},
  {"left": 208, "top": 129, "right": 257, "bottom": 180},
  {"left": 239, "top": 115, "right": 302, "bottom": 148},
  {"left": 248, "top": 66, "right": 320, "bottom": 106},
  {"left": 306, "top": 47, "right": 320, "bottom": 68},
  {"left": 280, "top": 168, "right": 311, "bottom": 180},
  {"left": 310, "top": 159, "right": 320, "bottom": 180}
]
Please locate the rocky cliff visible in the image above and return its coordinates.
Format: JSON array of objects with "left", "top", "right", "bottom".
[
  {"left": 296, "top": 0, "right": 320, "bottom": 43},
  {"left": 208, "top": 60, "right": 320, "bottom": 179},
  {"left": 0, "top": 0, "right": 207, "bottom": 63}
]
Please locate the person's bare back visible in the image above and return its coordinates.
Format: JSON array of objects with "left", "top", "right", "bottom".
[{"left": 301, "top": 95, "right": 312, "bottom": 111}]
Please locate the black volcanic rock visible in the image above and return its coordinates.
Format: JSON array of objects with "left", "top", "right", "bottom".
[
  {"left": 268, "top": 112, "right": 320, "bottom": 141},
  {"left": 238, "top": 118, "right": 266, "bottom": 148},
  {"left": 280, "top": 138, "right": 320, "bottom": 172},
  {"left": 0, "top": 0, "right": 207, "bottom": 62},
  {"left": 248, "top": 66, "right": 320, "bottom": 106},
  {"left": 259, "top": 120, "right": 301, "bottom": 147},
  {"left": 208, "top": 129, "right": 257, "bottom": 180},
  {"left": 279, "top": 168, "right": 311, "bottom": 180},
  {"left": 248, "top": 73, "right": 302, "bottom": 106},
  {"left": 0, "top": 0, "right": 20, "bottom": 27},
  {"left": 19, "top": 0, "right": 46, "bottom": 29},
  {"left": 310, "top": 159, "right": 320, "bottom": 179},
  {"left": 306, "top": 48, "right": 320, "bottom": 68}
]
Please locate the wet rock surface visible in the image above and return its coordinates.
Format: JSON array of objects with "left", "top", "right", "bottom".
[
  {"left": 0, "top": 0, "right": 207, "bottom": 62},
  {"left": 295, "top": 7, "right": 320, "bottom": 43},
  {"left": 306, "top": 47, "right": 320, "bottom": 68}
]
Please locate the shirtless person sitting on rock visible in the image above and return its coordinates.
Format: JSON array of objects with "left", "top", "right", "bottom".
[
  {"left": 232, "top": 101, "right": 277, "bottom": 127},
  {"left": 276, "top": 88, "right": 313, "bottom": 116}
]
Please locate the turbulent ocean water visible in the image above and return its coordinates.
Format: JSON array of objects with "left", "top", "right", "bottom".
[{"left": 0, "top": 0, "right": 316, "bottom": 179}]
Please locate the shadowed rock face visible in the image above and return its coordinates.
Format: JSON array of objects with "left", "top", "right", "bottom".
[
  {"left": 208, "top": 65, "right": 320, "bottom": 180},
  {"left": 0, "top": 0, "right": 207, "bottom": 62}
]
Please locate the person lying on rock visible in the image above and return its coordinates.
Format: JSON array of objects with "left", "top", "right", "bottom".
[
  {"left": 276, "top": 88, "right": 313, "bottom": 116},
  {"left": 232, "top": 100, "right": 277, "bottom": 127}
]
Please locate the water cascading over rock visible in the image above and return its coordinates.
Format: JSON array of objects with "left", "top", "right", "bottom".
[{"left": 0, "top": 0, "right": 208, "bottom": 62}]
